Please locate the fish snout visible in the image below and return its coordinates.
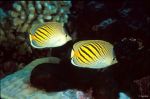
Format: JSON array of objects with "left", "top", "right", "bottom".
[{"left": 66, "top": 34, "right": 72, "bottom": 41}]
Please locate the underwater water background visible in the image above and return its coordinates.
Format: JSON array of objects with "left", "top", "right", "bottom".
[{"left": 0, "top": 0, "right": 150, "bottom": 99}]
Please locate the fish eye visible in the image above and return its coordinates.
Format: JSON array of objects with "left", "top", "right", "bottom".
[{"left": 65, "top": 34, "right": 67, "bottom": 37}]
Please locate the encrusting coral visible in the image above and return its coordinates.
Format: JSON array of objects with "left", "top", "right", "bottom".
[{"left": 0, "top": 1, "right": 72, "bottom": 78}]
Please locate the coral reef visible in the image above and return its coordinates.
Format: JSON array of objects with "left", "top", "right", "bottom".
[
  {"left": 0, "top": 1, "right": 72, "bottom": 79},
  {"left": 6, "top": 1, "right": 71, "bottom": 33},
  {"left": 0, "top": 8, "right": 7, "bottom": 21},
  {"left": 0, "top": 0, "right": 150, "bottom": 99}
]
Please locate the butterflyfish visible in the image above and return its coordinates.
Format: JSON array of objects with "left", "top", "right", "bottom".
[
  {"left": 29, "top": 22, "right": 72, "bottom": 48},
  {"left": 71, "top": 40, "right": 117, "bottom": 69}
]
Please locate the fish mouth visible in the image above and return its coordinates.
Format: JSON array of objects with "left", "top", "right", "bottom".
[{"left": 67, "top": 35, "right": 72, "bottom": 41}]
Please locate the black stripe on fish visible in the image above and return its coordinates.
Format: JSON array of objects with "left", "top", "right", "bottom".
[
  {"left": 34, "top": 33, "right": 43, "bottom": 41},
  {"left": 95, "top": 42, "right": 106, "bottom": 56},
  {"left": 82, "top": 45, "right": 96, "bottom": 61},
  {"left": 80, "top": 47, "right": 94, "bottom": 62},
  {"left": 77, "top": 56, "right": 87, "bottom": 64},
  {"left": 43, "top": 26, "right": 54, "bottom": 36},
  {"left": 46, "top": 25, "right": 55, "bottom": 34},
  {"left": 35, "top": 32, "right": 45, "bottom": 40},
  {"left": 33, "top": 35, "right": 44, "bottom": 44},
  {"left": 88, "top": 43, "right": 100, "bottom": 58},
  {"left": 76, "top": 57, "right": 83, "bottom": 64},
  {"left": 92, "top": 42, "right": 103, "bottom": 57},
  {"left": 37, "top": 29, "right": 50, "bottom": 39},
  {"left": 39, "top": 27, "right": 51, "bottom": 37},
  {"left": 78, "top": 48, "right": 91, "bottom": 63}
]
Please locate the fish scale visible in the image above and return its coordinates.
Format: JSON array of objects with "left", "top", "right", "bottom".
[{"left": 0, "top": 57, "right": 88, "bottom": 99}]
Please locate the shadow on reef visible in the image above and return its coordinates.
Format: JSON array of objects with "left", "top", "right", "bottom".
[{"left": 30, "top": 61, "right": 118, "bottom": 99}]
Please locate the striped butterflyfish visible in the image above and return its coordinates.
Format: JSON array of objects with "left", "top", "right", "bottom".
[
  {"left": 71, "top": 40, "right": 118, "bottom": 69},
  {"left": 29, "top": 22, "right": 72, "bottom": 48}
]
